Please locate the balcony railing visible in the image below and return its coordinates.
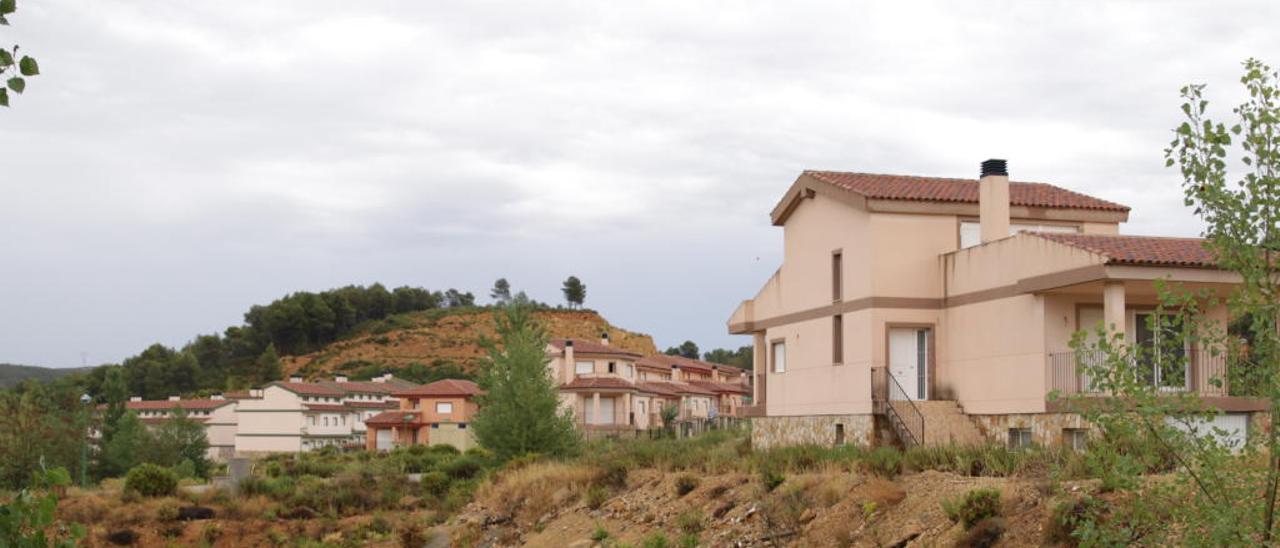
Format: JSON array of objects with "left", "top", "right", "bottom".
[{"left": 1046, "top": 349, "right": 1229, "bottom": 398}]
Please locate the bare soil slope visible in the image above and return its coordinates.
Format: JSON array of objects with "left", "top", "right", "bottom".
[{"left": 284, "top": 308, "right": 657, "bottom": 379}]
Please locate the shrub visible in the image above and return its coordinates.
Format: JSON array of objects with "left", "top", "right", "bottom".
[
  {"left": 674, "top": 474, "right": 699, "bottom": 497},
  {"left": 125, "top": 464, "right": 179, "bottom": 498},
  {"left": 863, "top": 446, "right": 903, "bottom": 478},
  {"left": 155, "top": 500, "right": 181, "bottom": 521},
  {"left": 759, "top": 467, "right": 785, "bottom": 492},
  {"left": 678, "top": 533, "right": 699, "bottom": 548},
  {"left": 583, "top": 485, "right": 609, "bottom": 510},
  {"left": 943, "top": 488, "right": 1002, "bottom": 529},
  {"left": 429, "top": 444, "right": 461, "bottom": 455},
  {"left": 594, "top": 460, "right": 630, "bottom": 489},
  {"left": 1046, "top": 496, "right": 1106, "bottom": 545},
  {"left": 442, "top": 455, "right": 484, "bottom": 480},
  {"left": 591, "top": 523, "right": 610, "bottom": 541},
  {"left": 957, "top": 517, "right": 1005, "bottom": 548},
  {"left": 419, "top": 471, "right": 451, "bottom": 497},
  {"left": 641, "top": 532, "right": 671, "bottom": 548},
  {"left": 677, "top": 510, "right": 704, "bottom": 534}
]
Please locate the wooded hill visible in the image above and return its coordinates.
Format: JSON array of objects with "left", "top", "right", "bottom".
[{"left": 0, "top": 364, "right": 93, "bottom": 389}]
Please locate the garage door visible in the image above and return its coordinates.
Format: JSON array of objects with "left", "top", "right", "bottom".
[
  {"left": 375, "top": 429, "right": 393, "bottom": 450},
  {"left": 586, "top": 398, "right": 615, "bottom": 425},
  {"left": 1166, "top": 413, "right": 1248, "bottom": 449}
]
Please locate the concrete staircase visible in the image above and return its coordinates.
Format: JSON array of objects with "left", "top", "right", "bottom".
[{"left": 913, "top": 401, "right": 985, "bottom": 446}]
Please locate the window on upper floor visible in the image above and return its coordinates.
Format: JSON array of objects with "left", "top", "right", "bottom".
[
  {"left": 959, "top": 220, "right": 1080, "bottom": 249},
  {"left": 832, "top": 250, "right": 843, "bottom": 301},
  {"left": 575, "top": 361, "right": 594, "bottom": 374},
  {"left": 607, "top": 362, "right": 616, "bottom": 374},
  {"left": 436, "top": 402, "right": 453, "bottom": 414},
  {"left": 625, "top": 364, "right": 634, "bottom": 378},
  {"left": 833, "top": 314, "right": 843, "bottom": 364},
  {"left": 771, "top": 341, "right": 786, "bottom": 373}
]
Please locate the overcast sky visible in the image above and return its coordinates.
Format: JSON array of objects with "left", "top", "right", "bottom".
[{"left": 1, "top": 1, "right": 1276, "bottom": 367}]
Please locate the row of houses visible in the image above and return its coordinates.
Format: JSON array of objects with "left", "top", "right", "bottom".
[{"left": 116, "top": 338, "right": 752, "bottom": 459}]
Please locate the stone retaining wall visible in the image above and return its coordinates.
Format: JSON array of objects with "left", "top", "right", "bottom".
[
  {"left": 969, "top": 413, "right": 1091, "bottom": 446},
  {"left": 750, "top": 414, "right": 874, "bottom": 449}
]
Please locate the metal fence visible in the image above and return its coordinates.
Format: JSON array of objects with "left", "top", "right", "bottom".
[{"left": 1046, "top": 349, "right": 1229, "bottom": 397}]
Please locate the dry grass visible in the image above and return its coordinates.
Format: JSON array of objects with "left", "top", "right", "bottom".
[
  {"left": 861, "top": 477, "right": 907, "bottom": 507},
  {"left": 474, "top": 461, "right": 599, "bottom": 526}
]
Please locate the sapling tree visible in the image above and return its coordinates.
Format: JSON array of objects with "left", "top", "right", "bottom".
[
  {"left": 0, "top": 0, "right": 41, "bottom": 108},
  {"left": 1060, "top": 58, "right": 1280, "bottom": 544}
]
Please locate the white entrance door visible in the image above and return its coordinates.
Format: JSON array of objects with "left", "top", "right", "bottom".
[
  {"left": 889, "top": 328, "right": 929, "bottom": 400},
  {"left": 586, "top": 397, "right": 616, "bottom": 425},
  {"left": 375, "top": 429, "right": 392, "bottom": 450}
]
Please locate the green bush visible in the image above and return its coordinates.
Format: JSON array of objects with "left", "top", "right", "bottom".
[
  {"left": 676, "top": 510, "right": 704, "bottom": 534},
  {"left": 957, "top": 517, "right": 1005, "bottom": 548},
  {"left": 641, "top": 532, "right": 671, "bottom": 548},
  {"left": 442, "top": 455, "right": 484, "bottom": 479},
  {"left": 429, "top": 444, "right": 461, "bottom": 456},
  {"left": 590, "top": 523, "right": 610, "bottom": 541},
  {"left": 125, "top": 464, "right": 179, "bottom": 498},
  {"left": 419, "top": 471, "right": 451, "bottom": 497},
  {"left": 594, "top": 460, "right": 630, "bottom": 489},
  {"left": 583, "top": 485, "right": 609, "bottom": 510},
  {"left": 674, "top": 474, "right": 699, "bottom": 497},
  {"left": 943, "top": 488, "right": 1002, "bottom": 529},
  {"left": 1046, "top": 496, "right": 1106, "bottom": 545},
  {"left": 863, "top": 446, "right": 903, "bottom": 478},
  {"left": 759, "top": 467, "right": 785, "bottom": 492}
]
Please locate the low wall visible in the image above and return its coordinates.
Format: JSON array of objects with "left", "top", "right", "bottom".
[
  {"left": 751, "top": 414, "right": 874, "bottom": 449},
  {"left": 969, "top": 413, "right": 1090, "bottom": 446}
]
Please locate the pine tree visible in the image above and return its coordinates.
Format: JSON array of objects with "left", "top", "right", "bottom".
[
  {"left": 490, "top": 278, "right": 512, "bottom": 304},
  {"left": 561, "top": 276, "right": 586, "bottom": 309},
  {"left": 256, "top": 343, "right": 283, "bottom": 383},
  {"left": 470, "top": 300, "right": 579, "bottom": 459}
]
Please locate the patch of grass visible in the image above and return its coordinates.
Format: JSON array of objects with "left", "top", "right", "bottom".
[
  {"left": 943, "top": 488, "right": 1002, "bottom": 529},
  {"left": 674, "top": 474, "right": 699, "bottom": 497},
  {"left": 583, "top": 485, "right": 609, "bottom": 510},
  {"left": 677, "top": 510, "right": 704, "bottom": 534},
  {"left": 863, "top": 446, "right": 903, "bottom": 478},
  {"left": 641, "top": 532, "right": 671, "bottom": 548},
  {"left": 591, "top": 523, "right": 610, "bottom": 541},
  {"left": 957, "top": 517, "right": 1005, "bottom": 548}
]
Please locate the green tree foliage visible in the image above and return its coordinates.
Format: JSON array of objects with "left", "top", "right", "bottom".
[
  {"left": 0, "top": 467, "right": 83, "bottom": 547},
  {"left": 0, "top": 0, "right": 40, "bottom": 109},
  {"left": 664, "top": 340, "right": 700, "bottom": 360},
  {"left": 471, "top": 300, "right": 580, "bottom": 459},
  {"left": 561, "top": 276, "right": 586, "bottom": 309},
  {"left": 98, "top": 410, "right": 146, "bottom": 478},
  {"left": 255, "top": 343, "right": 283, "bottom": 384},
  {"left": 1062, "top": 58, "right": 1280, "bottom": 544},
  {"left": 124, "top": 463, "right": 178, "bottom": 497},
  {"left": 490, "top": 278, "right": 512, "bottom": 304},
  {"left": 702, "top": 346, "right": 753, "bottom": 370},
  {"left": 143, "top": 409, "right": 211, "bottom": 478},
  {"left": 444, "top": 288, "right": 476, "bottom": 308},
  {"left": 397, "top": 361, "right": 475, "bottom": 384},
  {"left": 0, "top": 380, "right": 89, "bottom": 489}
]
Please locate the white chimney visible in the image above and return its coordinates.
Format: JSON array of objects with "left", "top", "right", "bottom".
[
  {"left": 251, "top": 388, "right": 263, "bottom": 398},
  {"left": 211, "top": 394, "right": 225, "bottom": 401},
  {"left": 129, "top": 396, "right": 142, "bottom": 402},
  {"left": 671, "top": 364, "right": 681, "bottom": 382},
  {"left": 979, "top": 159, "right": 1010, "bottom": 244},
  {"left": 564, "top": 340, "right": 575, "bottom": 384},
  {"left": 600, "top": 332, "right": 610, "bottom": 346},
  {"left": 168, "top": 396, "right": 180, "bottom": 401},
  {"left": 335, "top": 375, "right": 348, "bottom": 383},
  {"left": 289, "top": 376, "right": 303, "bottom": 383}
]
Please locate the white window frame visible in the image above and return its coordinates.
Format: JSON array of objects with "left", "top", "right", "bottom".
[
  {"left": 771, "top": 341, "right": 786, "bottom": 373},
  {"left": 436, "top": 402, "right": 454, "bottom": 415},
  {"left": 575, "top": 360, "right": 595, "bottom": 375}
]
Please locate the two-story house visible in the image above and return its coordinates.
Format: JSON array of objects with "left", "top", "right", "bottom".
[
  {"left": 121, "top": 396, "right": 239, "bottom": 461},
  {"left": 635, "top": 354, "right": 751, "bottom": 419},
  {"left": 730, "top": 159, "right": 1264, "bottom": 449},
  {"left": 364, "top": 379, "right": 483, "bottom": 451}
]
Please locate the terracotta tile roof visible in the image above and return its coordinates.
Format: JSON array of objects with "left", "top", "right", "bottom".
[
  {"left": 140, "top": 417, "right": 208, "bottom": 425},
  {"left": 222, "top": 391, "right": 258, "bottom": 400},
  {"left": 345, "top": 400, "right": 398, "bottom": 409},
  {"left": 303, "top": 404, "right": 350, "bottom": 412},
  {"left": 549, "top": 339, "right": 643, "bottom": 358},
  {"left": 394, "top": 379, "right": 484, "bottom": 398},
  {"left": 638, "top": 354, "right": 745, "bottom": 375},
  {"left": 560, "top": 377, "right": 636, "bottom": 391},
  {"left": 125, "top": 399, "right": 232, "bottom": 411},
  {"left": 270, "top": 382, "right": 346, "bottom": 397},
  {"left": 686, "top": 380, "right": 752, "bottom": 395},
  {"left": 637, "top": 380, "right": 716, "bottom": 397},
  {"left": 321, "top": 381, "right": 395, "bottom": 394},
  {"left": 636, "top": 381, "right": 682, "bottom": 397},
  {"left": 364, "top": 411, "right": 419, "bottom": 426},
  {"left": 804, "top": 171, "right": 1130, "bottom": 212},
  {"left": 1030, "top": 233, "right": 1217, "bottom": 268}
]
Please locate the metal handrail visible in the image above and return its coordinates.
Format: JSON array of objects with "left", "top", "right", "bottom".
[{"left": 872, "top": 367, "right": 924, "bottom": 447}]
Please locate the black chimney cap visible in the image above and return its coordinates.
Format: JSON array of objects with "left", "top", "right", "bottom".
[
  {"left": 565, "top": 340, "right": 574, "bottom": 347},
  {"left": 980, "top": 159, "right": 1008, "bottom": 178}
]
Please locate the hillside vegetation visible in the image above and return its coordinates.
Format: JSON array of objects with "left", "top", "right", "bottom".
[
  {"left": 0, "top": 363, "right": 92, "bottom": 388},
  {"left": 285, "top": 308, "right": 657, "bottom": 379}
]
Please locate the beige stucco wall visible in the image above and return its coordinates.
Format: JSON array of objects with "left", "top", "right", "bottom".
[
  {"left": 234, "top": 386, "right": 305, "bottom": 454},
  {"left": 205, "top": 403, "right": 238, "bottom": 461},
  {"left": 943, "top": 295, "right": 1048, "bottom": 414}
]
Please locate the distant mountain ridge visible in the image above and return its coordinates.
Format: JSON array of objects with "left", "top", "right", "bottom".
[{"left": 0, "top": 363, "right": 95, "bottom": 388}]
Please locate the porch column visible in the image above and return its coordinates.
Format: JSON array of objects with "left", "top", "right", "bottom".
[
  {"left": 753, "top": 332, "right": 766, "bottom": 404},
  {"left": 623, "top": 393, "right": 632, "bottom": 426},
  {"left": 1103, "top": 282, "right": 1126, "bottom": 339},
  {"left": 592, "top": 392, "right": 601, "bottom": 425}
]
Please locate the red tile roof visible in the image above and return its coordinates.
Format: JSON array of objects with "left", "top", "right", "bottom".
[
  {"left": 805, "top": 171, "right": 1131, "bottom": 212},
  {"left": 1031, "top": 233, "right": 1217, "bottom": 268},
  {"left": 321, "top": 381, "right": 396, "bottom": 394},
  {"left": 125, "top": 399, "right": 232, "bottom": 411},
  {"left": 637, "top": 354, "right": 745, "bottom": 375},
  {"left": 364, "top": 411, "right": 419, "bottom": 426},
  {"left": 345, "top": 400, "right": 398, "bottom": 409},
  {"left": 303, "top": 404, "right": 349, "bottom": 412},
  {"left": 140, "top": 417, "right": 209, "bottom": 425},
  {"left": 636, "top": 381, "right": 682, "bottom": 397},
  {"left": 270, "top": 382, "right": 346, "bottom": 397},
  {"left": 637, "top": 380, "right": 716, "bottom": 396},
  {"left": 394, "top": 379, "right": 484, "bottom": 398},
  {"left": 560, "top": 377, "right": 636, "bottom": 391},
  {"left": 550, "top": 339, "right": 643, "bottom": 358},
  {"left": 686, "top": 380, "right": 752, "bottom": 395}
]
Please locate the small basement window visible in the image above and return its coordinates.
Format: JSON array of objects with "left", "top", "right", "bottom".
[
  {"left": 835, "top": 423, "right": 846, "bottom": 446},
  {"left": 1008, "top": 428, "right": 1033, "bottom": 449},
  {"left": 1063, "top": 428, "right": 1087, "bottom": 452}
]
